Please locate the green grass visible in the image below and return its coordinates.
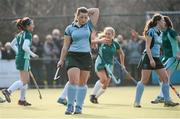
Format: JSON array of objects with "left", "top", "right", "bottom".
[{"left": 0, "top": 86, "right": 180, "bottom": 119}]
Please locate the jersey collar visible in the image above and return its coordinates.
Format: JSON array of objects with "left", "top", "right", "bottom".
[{"left": 72, "top": 22, "right": 86, "bottom": 28}]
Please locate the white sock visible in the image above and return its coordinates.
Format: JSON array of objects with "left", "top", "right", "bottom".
[
  {"left": 20, "top": 84, "right": 28, "bottom": 101},
  {"left": 7, "top": 80, "right": 24, "bottom": 93},
  {"left": 159, "top": 82, "right": 164, "bottom": 97},
  {"left": 92, "top": 80, "right": 103, "bottom": 96},
  {"left": 59, "top": 81, "right": 69, "bottom": 99},
  {"left": 95, "top": 88, "right": 106, "bottom": 98}
]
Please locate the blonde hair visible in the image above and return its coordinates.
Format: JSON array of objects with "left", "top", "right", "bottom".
[{"left": 97, "top": 27, "right": 116, "bottom": 39}]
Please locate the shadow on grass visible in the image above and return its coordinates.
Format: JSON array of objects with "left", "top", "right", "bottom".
[
  {"left": 72, "top": 113, "right": 111, "bottom": 119},
  {"left": 142, "top": 105, "right": 180, "bottom": 112},
  {"left": 84, "top": 103, "right": 131, "bottom": 110},
  {"left": 99, "top": 103, "right": 131, "bottom": 107},
  {"left": 22, "top": 106, "right": 47, "bottom": 111}
]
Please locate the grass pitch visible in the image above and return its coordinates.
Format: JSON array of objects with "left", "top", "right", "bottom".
[{"left": 0, "top": 86, "right": 180, "bottom": 119}]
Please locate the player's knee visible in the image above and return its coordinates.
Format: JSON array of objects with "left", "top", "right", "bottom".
[
  {"left": 141, "top": 80, "right": 148, "bottom": 85},
  {"left": 21, "top": 78, "right": 29, "bottom": 85},
  {"left": 102, "top": 85, "right": 107, "bottom": 89},
  {"left": 162, "top": 76, "right": 168, "bottom": 84},
  {"left": 78, "top": 80, "right": 87, "bottom": 86},
  {"left": 100, "top": 79, "right": 106, "bottom": 84},
  {"left": 68, "top": 79, "right": 77, "bottom": 85}
]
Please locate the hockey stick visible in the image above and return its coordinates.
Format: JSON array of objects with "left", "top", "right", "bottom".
[
  {"left": 97, "top": 53, "right": 121, "bottom": 84},
  {"left": 114, "top": 58, "right": 137, "bottom": 85},
  {"left": 169, "top": 83, "right": 180, "bottom": 99},
  {"left": 29, "top": 70, "right": 42, "bottom": 99},
  {"left": 54, "top": 67, "right": 61, "bottom": 80},
  {"left": 169, "top": 59, "right": 180, "bottom": 99}
]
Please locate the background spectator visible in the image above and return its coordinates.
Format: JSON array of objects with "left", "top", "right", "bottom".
[
  {"left": 115, "top": 34, "right": 128, "bottom": 63},
  {"left": 1, "top": 42, "right": 15, "bottom": 60},
  {"left": 52, "top": 29, "right": 64, "bottom": 58},
  {"left": 52, "top": 29, "right": 67, "bottom": 86},
  {"left": 43, "top": 34, "right": 59, "bottom": 87},
  {"left": 126, "top": 31, "right": 142, "bottom": 80},
  {"left": 30, "top": 34, "right": 45, "bottom": 88}
]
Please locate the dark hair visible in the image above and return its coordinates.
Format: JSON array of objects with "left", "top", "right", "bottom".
[
  {"left": 143, "top": 14, "right": 163, "bottom": 36},
  {"left": 74, "top": 7, "right": 88, "bottom": 22},
  {"left": 15, "top": 17, "right": 33, "bottom": 31},
  {"left": 164, "top": 16, "right": 173, "bottom": 28}
]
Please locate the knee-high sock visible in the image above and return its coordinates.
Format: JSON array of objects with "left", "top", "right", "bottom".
[
  {"left": 76, "top": 85, "right": 88, "bottom": 108},
  {"left": 67, "top": 83, "right": 77, "bottom": 106},
  {"left": 162, "top": 83, "right": 170, "bottom": 102},
  {"left": 59, "top": 81, "right": 69, "bottom": 99},
  {"left": 20, "top": 84, "right": 28, "bottom": 101},
  {"left": 135, "top": 81, "right": 144, "bottom": 104},
  {"left": 95, "top": 88, "right": 105, "bottom": 98},
  {"left": 92, "top": 80, "right": 103, "bottom": 96},
  {"left": 7, "top": 80, "right": 24, "bottom": 94},
  {"left": 158, "top": 82, "right": 164, "bottom": 97}
]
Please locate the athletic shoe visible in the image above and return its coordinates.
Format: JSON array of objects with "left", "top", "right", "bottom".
[
  {"left": 164, "top": 101, "right": 179, "bottom": 107},
  {"left": 0, "top": 97, "right": 6, "bottom": 103},
  {"left": 65, "top": 104, "right": 74, "bottom": 115},
  {"left": 2, "top": 89, "right": 11, "bottom": 103},
  {"left": 18, "top": 100, "right": 31, "bottom": 106},
  {"left": 151, "top": 96, "right": 164, "bottom": 104},
  {"left": 57, "top": 98, "right": 67, "bottom": 105},
  {"left": 74, "top": 105, "right": 82, "bottom": 114},
  {"left": 134, "top": 102, "right": 141, "bottom": 108},
  {"left": 90, "top": 95, "right": 98, "bottom": 104}
]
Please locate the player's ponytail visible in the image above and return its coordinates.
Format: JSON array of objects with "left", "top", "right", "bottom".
[{"left": 15, "top": 18, "right": 23, "bottom": 31}]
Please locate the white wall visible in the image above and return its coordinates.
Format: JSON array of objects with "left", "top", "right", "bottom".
[{"left": 0, "top": 60, "right": 19, "bottom": 88}]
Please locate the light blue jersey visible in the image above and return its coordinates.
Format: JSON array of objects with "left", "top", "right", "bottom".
[
  {"left": 65, "top": 20, "right": 93, "bottom": 52},
  {"left": 146, "top": 27, "right": 162, "bottom": 57}
]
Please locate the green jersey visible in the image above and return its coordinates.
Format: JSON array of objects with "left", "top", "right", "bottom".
[
  {"left": 162, "top": 28, "right": 179, "bottom": 62},
  {"left": 162, "top": 28, "right": 180, "bottom": 70},
  {"left": 95, "top": 40, "right": 120, "bottom": 72},
  {"left": 97, "top": 40, "right": 120, "bottom": 65},
  {"left": 16, "top": 30, "right": 32, "bottom": 60}
]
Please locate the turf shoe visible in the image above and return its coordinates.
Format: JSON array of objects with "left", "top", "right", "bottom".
[
  {"left": 151, "top": 96, "right": 164, "bottom": 104},
  {"left": 57, "top": 98, "right": 67, "bottom": 105},
  {"left": 134, "top": 102, "right": 141, "bottom": 108},
  {"left": 2, "top": 89, "right": 11, "bottom": 103},
  {"left": 90, "top": 95, "right": 98, "bottom": 104},
  {"left": 74, "top": 106, "right": 82, "bottom": 114},
  {"left": 164, "top": 101, "right": 179, "bottom": 107},
  {"left": 18, "top": 100, "right": 31, "bottom": 106},
  {"left": 65, "top": 104, "right": 74, "bottom": 115}
]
